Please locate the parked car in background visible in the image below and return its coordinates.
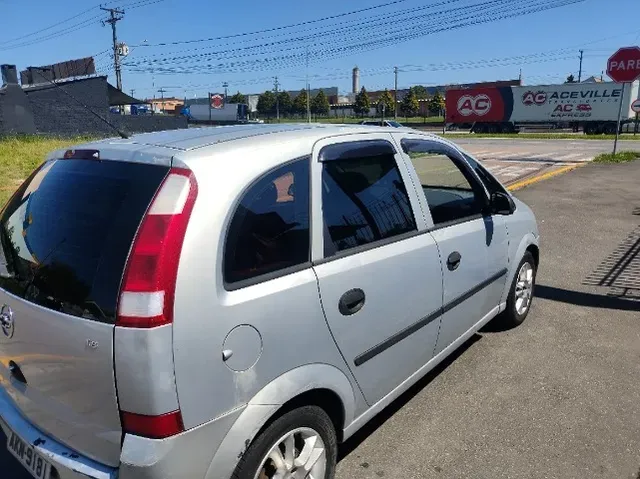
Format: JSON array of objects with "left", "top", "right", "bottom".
[
  {"left": 360, "top": 119, "right": 404, "bottom": 127},
  {"left": 0, "top": 124, "right": 539, "bottom": 479}
]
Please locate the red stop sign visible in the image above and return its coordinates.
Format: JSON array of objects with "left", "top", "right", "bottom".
[{"left": 607, "top": 46, "right": 640, "bottom": 83}]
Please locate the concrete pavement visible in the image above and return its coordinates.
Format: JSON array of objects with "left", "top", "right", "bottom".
[{"left": 452, "top": 137, "right": 640, "bottom": 185}]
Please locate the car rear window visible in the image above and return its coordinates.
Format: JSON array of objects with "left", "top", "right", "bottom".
[{"left": 0, "top": 158, "right": 169, "bottom": 324}]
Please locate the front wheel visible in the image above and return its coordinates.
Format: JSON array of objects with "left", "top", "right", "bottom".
[
  {"left": 232, "top": 405, "right": 337, "bottom": 479},
  {"left": 501, "top": 251, "right": 536, "bottom": 328}
]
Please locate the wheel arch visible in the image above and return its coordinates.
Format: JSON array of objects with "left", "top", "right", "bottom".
[
  {"left": 526, "top": 243, "right": 539, "bottom": 269},
  {"left": 204, "top": 363, "right": 357, "bottom": 479},
  {"left": 502, "top": 233, "right": 539, "bottom": 304}
]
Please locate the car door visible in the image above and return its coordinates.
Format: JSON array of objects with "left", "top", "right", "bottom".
[
  {"left": 395, "top": 135, "right": 508, "bottom": 356},
  {"left": 311, "top": 134, "right": 444, "bottom": 405}
]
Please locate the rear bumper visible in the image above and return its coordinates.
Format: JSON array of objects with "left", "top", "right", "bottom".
[
  {"left": 0, "top": 383, "right": 247, "bottom": 479},
  {"left": 0, "top": 386, "right": 116, "bottom": 479}
]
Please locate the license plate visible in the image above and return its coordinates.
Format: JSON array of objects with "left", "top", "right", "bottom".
[{"left": 7, "top": 430, "right": 51, "bottom": 479}]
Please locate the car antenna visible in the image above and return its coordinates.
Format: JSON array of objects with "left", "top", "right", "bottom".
[{"left": 31, "top": 69, "right": 130, "bottom": 139}]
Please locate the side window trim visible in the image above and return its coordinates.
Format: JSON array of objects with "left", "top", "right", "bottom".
[
  {"left": 312, "top": 229, "right": 422, "bottom": 266},
  {"left": 315, "top": 137, "right": 422, "bottom": 261},
  {"left": 222, "top": 155, "right": 312, "bottom": 291},
  {"left": 319, "top": 139, "right": 396, "bottom": 162},
  {"left": 460, "top": 151, "right": 508, "bottom": 197}
]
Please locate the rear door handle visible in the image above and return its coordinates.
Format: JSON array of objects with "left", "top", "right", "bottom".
[
  {"left": 447, "top": 251, "right": 462, "bottom": 271},
  {"left": 339, "top": 288, "right": 366, "bottom": 316}
]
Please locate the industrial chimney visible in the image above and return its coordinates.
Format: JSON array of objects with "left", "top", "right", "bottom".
[{"left": 352, "top": 66, "right": 360, "bottom": 93}]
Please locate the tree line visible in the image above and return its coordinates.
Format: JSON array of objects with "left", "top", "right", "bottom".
[
  {"left": 228, "top": 86, "right": 446, "bottom": 118},
  {"left": 228, "top": 89, "right": 331, "bottom": 118},
  {"left": 353, "top": 86, "right": 446, "bottom": 117}
]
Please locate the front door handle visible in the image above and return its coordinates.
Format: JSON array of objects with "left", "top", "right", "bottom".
[
  {"left": 339, "top": 288, "right": 366, "bottom": 316},
  {"left": 447, "top": 251, "right": 462, "bottom": 271}
]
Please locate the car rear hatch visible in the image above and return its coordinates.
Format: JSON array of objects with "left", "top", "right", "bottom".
[{"left": 0, "top": 154, "right": 171, "bottom": 467}]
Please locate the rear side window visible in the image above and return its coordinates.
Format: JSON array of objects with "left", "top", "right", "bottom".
[
  {"left": 224, "top": 157, "right": 310, "bottom": 287},
  {"left": 321, "top": 141, "right": 416, "bottom": 257},
  {"left": 0, "top": 159, "right": 169, "bottom": 323}
]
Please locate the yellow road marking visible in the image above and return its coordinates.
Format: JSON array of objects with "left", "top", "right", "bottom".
[{"left": 507, "top": 164, "right": 584, "bottom": 192}]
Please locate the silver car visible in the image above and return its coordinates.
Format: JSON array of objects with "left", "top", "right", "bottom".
[{"left": 0, "top": 124, "right": 539, "bottom": 479}]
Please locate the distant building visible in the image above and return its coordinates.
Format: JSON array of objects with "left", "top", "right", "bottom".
[
  {"left": 146, "top": 97, "right": 184, "bottom": 114},
  {"left": 581, "top": 75, "right": 605, "bottom": 83}
]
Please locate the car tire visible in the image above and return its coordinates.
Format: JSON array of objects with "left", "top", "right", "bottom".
[
  {"left": 232, "top": 405, "right": 338, "bottom": 479},
  {"left": 500, "top": 251, "right": 536, "bottom": 328}
]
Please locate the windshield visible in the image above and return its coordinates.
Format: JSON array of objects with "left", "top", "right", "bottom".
[{"left": 387, "top": 121, "right": 403, "bottom": 128}]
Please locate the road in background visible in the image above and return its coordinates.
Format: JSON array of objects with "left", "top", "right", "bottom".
[
  {"left": 452, "top": 137, "right": 640, "bottom": 184},
  {"left": 336, "top": 160, "right": 640, "bottom": 479}
]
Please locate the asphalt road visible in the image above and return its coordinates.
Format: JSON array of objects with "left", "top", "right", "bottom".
[{"left": 2, "top": 158, "right": 640, "bottom": 479}]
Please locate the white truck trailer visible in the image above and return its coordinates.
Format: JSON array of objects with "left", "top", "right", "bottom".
[{"left": 445, "top": 80, "right": 640, "bottom": 134}]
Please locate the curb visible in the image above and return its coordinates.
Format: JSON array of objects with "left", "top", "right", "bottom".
[{"left": 506, "top": 164, "right": 584, "bottom": 192}]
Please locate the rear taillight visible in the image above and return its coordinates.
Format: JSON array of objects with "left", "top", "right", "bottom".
[
  {"left": 121, "top": 410, "right": 184, "bottom": 439},
  {"left": 116, "top": 167, "right": 198, "bottom": 328}
]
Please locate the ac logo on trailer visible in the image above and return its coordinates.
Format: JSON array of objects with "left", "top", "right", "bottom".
[
  {"left": 457, "top": 94, "right": 492, "bottom": 116},
  {"left": 522, "top": 91, "right": 547, "bottom": 106}
]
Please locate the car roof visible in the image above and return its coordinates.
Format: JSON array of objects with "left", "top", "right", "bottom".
[
  {"left": 94, "top": 123, "right": 410, "bottom": 151},
  {"left": 48, "top": 123, "right": 439, "bottom": 168}
]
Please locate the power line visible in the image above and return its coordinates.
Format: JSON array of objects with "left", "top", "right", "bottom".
[
  {"left": 124, "top": 0, "right": 584, "bottom": 76},
  {"left": 133, "top": 0, "right": 410, "bottom": 48},
  {"left": 0, "top": 3, "right": 101, "bottom": 46},
  {"left": 0, "top": 0, "right": 166, "bottom": 51}
]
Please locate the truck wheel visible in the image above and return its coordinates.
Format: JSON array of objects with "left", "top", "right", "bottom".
[
  {"left": 232, "top": 406, "right": 337, "bottom": 479},
  {"left": 604, "top": 123, "right": 617, "bottom": 135}
]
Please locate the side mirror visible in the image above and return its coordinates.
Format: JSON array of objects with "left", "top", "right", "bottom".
[{"left": 490, "top": 191, "right": 516, "bottom": 215}]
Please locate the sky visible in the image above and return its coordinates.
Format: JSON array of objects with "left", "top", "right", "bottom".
[{"left": 1, "top": 0, "right": 639, "bottom": 100}]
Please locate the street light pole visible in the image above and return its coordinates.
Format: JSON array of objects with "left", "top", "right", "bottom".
[
  {"left": 394, "top": 66, "right": 398, "bottom": 120},
  {"left": 306, "top": 46, "right": 311, "bottom": 123}
]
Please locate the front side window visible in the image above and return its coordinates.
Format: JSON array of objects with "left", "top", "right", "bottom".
[
  {"left": 401, "top": 139, "right": 486, "bottom": 226},
  {"left": 224, "top": 158, "right": 310, "bottom": 285},
  {"left": 462, "top": 152, "right": 507, "bottom": 196},
  {"left": 321, "top": 141, "right": 416, "bottom": 257}
]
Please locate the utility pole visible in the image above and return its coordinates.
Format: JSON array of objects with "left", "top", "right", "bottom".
[
  {"left": 306, "top": 46, "right": 311, "bottom": 123},
  {"left": 394, "top": 66, "right": 398, "bottom": 120},
  {"left": 274, "top": 76, "right": 280, "bottom": 122},
  {"left": 101, "top": 7, "right": 125, "bottom": 91},
  {"left": 578, "top": 50, "right": 584, "bottom": 83},
  {"left": 157, "top": 88, "right": 166, "bottom": 113},
  {"left": 130, "top": 89, "right": 135, "bottom": 98}
]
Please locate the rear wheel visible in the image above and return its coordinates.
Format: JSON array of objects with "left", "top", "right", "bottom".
[
  {"left": 500, "top": 251, "right": 536, "bottom": 328},
  {"left": 232, "top": 406, "right": 337, "bottom": 479}
]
